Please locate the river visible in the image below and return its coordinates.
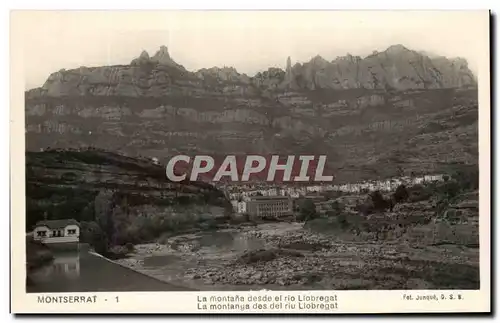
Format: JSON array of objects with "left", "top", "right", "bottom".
[
  {"left": 26, "top": 250, "right": 194, "bottom": 293},
  {"left": 115, "top": 222, "right": 480, "bottom": 291},
  {"left": 27, "top": 221, "right": 479, "bottom": 292}
]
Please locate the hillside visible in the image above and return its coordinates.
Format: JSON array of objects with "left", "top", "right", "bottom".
[
  {"left": 25, "top": 44, "right": 478, "bottom": 183},
  {"left": 25, "top": 149, "right": 230, "bottom": 232}
]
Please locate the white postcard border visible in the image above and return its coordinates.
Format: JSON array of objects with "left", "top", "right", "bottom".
[{"left": 10, "top": 10, "right": 491, "bottom": 314}]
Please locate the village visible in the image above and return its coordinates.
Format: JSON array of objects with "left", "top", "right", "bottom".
[{"left": 220, "top": 174, "right": 445, "bottom": 219}]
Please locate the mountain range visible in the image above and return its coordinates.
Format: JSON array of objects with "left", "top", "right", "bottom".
[{"left": 25, "top": 44, "right": 478, "bottom": 183}]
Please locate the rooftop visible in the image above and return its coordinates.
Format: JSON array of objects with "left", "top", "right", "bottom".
[
  {"left": 249, "top": 196, "right": 291, "bottom": 201},
  {"left": 35, "top": 219, "right": 80, "bottom": 229}
]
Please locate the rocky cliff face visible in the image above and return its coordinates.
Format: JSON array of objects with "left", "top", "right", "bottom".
[
  {"left": 28, "top": 44, "right": 475, "bottom": 98},
  {"left": 25, "top": 149, "right": 230, "bottom": 230},
  {"left": 25, "top": 45, "right": 478, "bottom": 183}
]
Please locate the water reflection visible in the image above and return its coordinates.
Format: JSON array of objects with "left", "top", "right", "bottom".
[
  {"left": 30, "top": 252, "right": 80, "bottom": 282},
  {"left": 27, "top": 250, "right": 193, "bottom": 292},
  {"left": 197, "top": 231, "right": 264, "bottom": 252}
]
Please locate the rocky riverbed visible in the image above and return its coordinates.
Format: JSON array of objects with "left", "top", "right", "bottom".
[{"left": 115, "top": 221, "right": 479, "bottom": 291}]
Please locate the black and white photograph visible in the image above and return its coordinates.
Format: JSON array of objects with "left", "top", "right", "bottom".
[{"left": 11, "top": 9, "right": 491, "bottom": 313}]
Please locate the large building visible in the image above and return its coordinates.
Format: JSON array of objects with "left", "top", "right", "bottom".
[{"left": 246, "top": 196, "right": 293, "bottom": 220}]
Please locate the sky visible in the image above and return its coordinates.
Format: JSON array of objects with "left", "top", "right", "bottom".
[{"left": 13, "top": 10, "right": 489, "bottom": 90}]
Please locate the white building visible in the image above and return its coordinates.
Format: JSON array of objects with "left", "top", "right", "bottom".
[
  {"left": 231, "top": 200, "right": 247, "bottom": 214},
  {"left": 33, "top": 219, "right": 80, "bottom": 248}
]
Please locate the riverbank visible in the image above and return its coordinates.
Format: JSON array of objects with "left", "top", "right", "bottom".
[
  {"left": 115, "top": 220, "right": 479, "bottom": 291},
  {"left": 113, "top": 183, "right": 480, "bottom": 290}
]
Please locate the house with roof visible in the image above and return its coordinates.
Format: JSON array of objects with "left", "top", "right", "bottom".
[{"left": 33, "top": 219, "right": 80, "bottom": 247}]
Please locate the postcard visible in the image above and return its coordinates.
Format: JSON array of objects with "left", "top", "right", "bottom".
[{"left": 10, "top": 10, "right": 491, "bottom": 314}]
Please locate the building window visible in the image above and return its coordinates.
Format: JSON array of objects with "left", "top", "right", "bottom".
[
  {"left": 36, "top": 231, "right": 46, "bottom": 237},
  {"left": 67, "top": 229, "right": 76, "bottom": 235},
  {"left": 51, "top": 230, "right": 63, "bottom": 237}
]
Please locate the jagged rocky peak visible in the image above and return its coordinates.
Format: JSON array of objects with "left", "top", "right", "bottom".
[
  {"left": 131, "top": 49, "right": 151, "bottom": 65},
  {"left": 382, "top": 44, "right": 422, "bottom": 62},
  {"left": 281, "top": 56, "right": 299, "bottom": 89},
  {"left": 139, "top": 50, "right": 150, "bottom": 60},
  {"left": 385, "top": 44, "right": 411, "bottom": 54},
  {"left": 418, "top": 50, "right": 441, "bottom": 59},
  {"left": 334, "top": 53, "right": 362, "bottom": 62},
  {"left": 31, "top": 43, "right": 477, "bottom": 97},
  {"left": 284, "top": 56, "right": 293, "bottom": 79},
  {"left": 449, "top": 57, "right": 470, "bottom": 66},
  {"left": 196, "top": 65, "right": 244, "bottom": 82},
  {"left": 309, "top": 55, "right": 329, "bottom": 66},
  {"left": 151, "top": 45, "right": 175, "bottom": 65},
  {"left": 131, "top": 45, "right": 183, "bottom": 68}
]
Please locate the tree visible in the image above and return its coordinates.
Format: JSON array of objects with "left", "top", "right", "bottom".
[
  {"left": 392, "top": 184, "right": 409, "bottom": 203},
  {"left": 125, "top": 242, "right": 135, "bottom": 253},
  {"left": 79, "top": 201, "right": 95, "bottom": 222},
  {"left": 94, "top": 190, "right": 116, "bottom": 245},
  {"left": 298, "top": 199, "right": 318, "bottom": 221},
  {"left": 80, "top": 221, "right": 108, "bottom": 254},
  {"left": 370, "top": 191, "right": 391, "bottom": 211}
]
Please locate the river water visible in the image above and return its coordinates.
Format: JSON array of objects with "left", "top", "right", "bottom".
[
  {"left": 28, "top": 221, "right": 479, "bottom": 292},
  {"left": 117, "top": 221, "right": 480, "bottom": 291},
  {"left": 125, "top": 226, "right": 274, "bottom": 290},
  {"left": 26, "top": 250, "right": 193, "bottom": 293}
]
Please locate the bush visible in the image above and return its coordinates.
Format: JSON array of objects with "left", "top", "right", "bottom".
[
  {"left": 80, "top": 221, "right": 109, "bottom": 254},
  {"left": 125, "top": 242, "right": 135, "bottom": 253},
  {"left": 435, "top": 198, "right": 450, "bottom": 217},
  {"left": 330, "top": 200, "right": 345, "bottom": 213},
  {"left": 436, "top": 181, "right": 462, "bottom": 200},
  {"left": 336, "top": 212, "right": 349, "bottom": 229},
  {"left": 393, "top": 184, "right": 409, "bottom": 203},
  {"left": 447, "top": 166, "right": 478, "bottom": 190},
  {"left": 297, "top": 199, "right": 319, "bottom": 221},
  {"left": 407, "top": 184, "right": 433, "bottom": 202},
  {"left": 370, "top": 191, "right": 393, "bottom": 212}
]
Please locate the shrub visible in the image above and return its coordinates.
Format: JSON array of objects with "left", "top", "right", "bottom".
[
  {"left": 407, "top": 184, "right": 433, "bottom": 202},
  {"left": 450, "top": 168, "right": 479, "bottom": 191},
  {"left": 337, "top": 212, "right": 349, "bottom": 229},
  {"left": 370, "top": 191, "right": 393, "bottom": 212},
  {"left": 80, "top": 221, "right": 109, "bottom": 254},
  {"left": 436, "top": 181, "right": 462, "bottom": 200},
  {"left": 355, "top": 199, "right": 374, "bottom": 216},
  {"left": 330, "top": 200, "right": 345, "bottom": 213},
  {"left": 393, "top": 184, "right": 409, "bottom": 203},
  {"left": 297, "top": 199, "right": 319, "bottom": 221},
  {"left": 435, "top": 198, "right": 450, "bottom": 217},
  {"left": 125, "top": 242, "right": 135, "bottom": 253}
]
